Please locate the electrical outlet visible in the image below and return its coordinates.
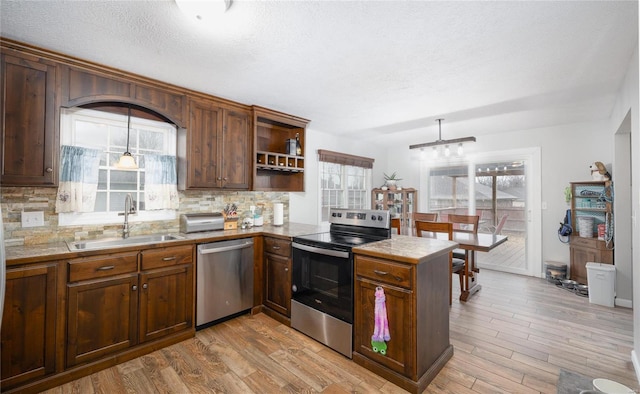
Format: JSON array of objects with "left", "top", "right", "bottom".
[{"left": 22, "top": 211, "right": 44, "bottom": 228}]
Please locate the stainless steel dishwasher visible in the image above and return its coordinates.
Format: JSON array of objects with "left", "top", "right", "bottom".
[{"left": 196, "top": 238, "right": 254, "bottom": 328}]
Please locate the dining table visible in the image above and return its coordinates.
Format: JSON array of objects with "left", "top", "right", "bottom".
[{"left": 438, "top": 231, "right": 508, "bottom": 301}]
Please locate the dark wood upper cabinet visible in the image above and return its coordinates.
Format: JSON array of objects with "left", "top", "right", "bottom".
[
  {"left": 0, "top": 51, "right": 58, "bottom": 186},
  {"left": 60, "top": 65, "right": 187, "bottom": 128},
  {"left": 1, "top": 38, "right": 312, "bottom": 192},
  {"left": 178, "top": 98, "right": 251, "bottom": 190}
]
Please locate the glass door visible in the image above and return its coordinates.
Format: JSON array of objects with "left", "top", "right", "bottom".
[
  {"left": 473, "top": 160, "right": 527, "bottom": 274},
  {"left": 422, "top": 148, "right": 541, "bottom": 277}
]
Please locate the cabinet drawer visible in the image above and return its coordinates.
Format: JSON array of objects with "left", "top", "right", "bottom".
[
  {"left": 356, "top": 256, "right": 412, "bottom": 288},
  {"left": 264, "top": 237, "right": 291, "bottom": 257},
  {"left": 68, "top": 252, "right": 138, "bottom": 282},
  {"left": 141, "top": 244, "right": 193, "bottom": 270},
  {"left": 571, "top": 237, "right": 598, "bottom": 248}
]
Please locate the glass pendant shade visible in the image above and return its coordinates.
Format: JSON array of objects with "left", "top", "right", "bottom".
[
  {"left": 116, "top": 151, "right": 137, "bottom": 169},
  {"left": 116, "top": 106, "right": 138, "bottom": 169}
]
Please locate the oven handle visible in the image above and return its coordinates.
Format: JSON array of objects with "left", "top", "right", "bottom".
[{"left": 292, "top": 242, "right": 350, "bottom": 259}]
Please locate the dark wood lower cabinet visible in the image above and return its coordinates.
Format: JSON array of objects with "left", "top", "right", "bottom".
[
  {"left": 139, "top": 264, "right": 193, "bottom": 343},
  {"left": 570, "top": 237, "right": 613, "bottom": 284},
  {"left": 262, "top": 236, "right": 292, "bottom": 320},
  {"left": 1, "top": 263, "right": 58, "bottom": 391},
  {"left": 263, "top": 253, "right": 291, "bottom": 317},
  {"left": 66, "top": 273, "right": 139, "bottom": 367},
  {"left": 354, "top": 277, "right": 412, "bottom": 375},
  {"left": 353, "top": 253, "right": 453, "bottom": 394}
]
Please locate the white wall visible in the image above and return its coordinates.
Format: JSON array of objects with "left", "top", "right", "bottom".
[
  {"left": 289, "top": 127, "right": 389, "bottom": 225},
  {"left": 385, "top": 119, "right": 613, "bottom": 268}
]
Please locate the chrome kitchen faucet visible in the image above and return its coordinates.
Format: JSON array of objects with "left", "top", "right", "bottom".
[{"left": 119, "top": 193, "right": 136, "bottom": 238}]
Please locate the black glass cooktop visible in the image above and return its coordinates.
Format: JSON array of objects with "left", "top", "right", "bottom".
[{"left": 293, "top": 231, "right": 385, "bottom": 249}]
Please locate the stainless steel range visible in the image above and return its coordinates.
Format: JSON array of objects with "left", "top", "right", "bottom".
[{"left": 291, "top": 208, "right": 391, "bottom": 358}]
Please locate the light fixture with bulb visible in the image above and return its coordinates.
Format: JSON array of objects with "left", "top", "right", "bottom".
[
  {"left": 409, "top": 118, "right": 476, "bottom": 158},
  {"left": 116, "top": 105, "right": 138, "bottom": 170}
]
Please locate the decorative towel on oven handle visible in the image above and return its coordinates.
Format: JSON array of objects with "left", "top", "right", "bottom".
[{"left": 371, "top": 286, "right": 390, "bottom": 355}]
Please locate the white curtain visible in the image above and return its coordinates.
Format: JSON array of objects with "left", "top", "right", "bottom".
[
  {"left": 144, "top": 154, "right": 179, "bottom": 210},
  {"left": 55, "top": 145, "right": 101, "bottom": 213}
]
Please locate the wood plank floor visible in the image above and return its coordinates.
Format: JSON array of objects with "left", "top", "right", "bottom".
[{"left": 43, "top": 269, "right": 638, "bottom": 393}]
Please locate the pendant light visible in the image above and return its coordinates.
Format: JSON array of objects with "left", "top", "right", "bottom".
[
  {"left": 116, "top": 105, "right": 138, "bottom": 169},
  {"left": 409, "top": 119, "right": 476, "bottom": 157}
]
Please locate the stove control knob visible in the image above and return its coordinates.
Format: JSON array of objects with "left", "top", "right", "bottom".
[
  {"left": 292, "top": 284, "right": 297, "bottom": 293},
  {"left": 371, "top": 215, "right": 376, "bottom": 221},
  {"left": 332, "top": 212, "right": 336, "bottom": 217},
  {"left": 377, "top": 215, "right": 384, "bottom": 221}
]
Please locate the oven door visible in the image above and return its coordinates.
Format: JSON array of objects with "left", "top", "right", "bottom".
[{"left": 291, "top": 242, "right": 353, "bottom": 323}]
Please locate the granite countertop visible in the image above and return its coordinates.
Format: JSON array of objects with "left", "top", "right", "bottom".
[
  {"left": 353, "top": 234, "right": 458, "bottom": 265},
  {"left": 6, "top": 223, "right": 454, "bottom": 266},
  {"left": 5, "top": 222, "right": 326, "bottom": 265}
]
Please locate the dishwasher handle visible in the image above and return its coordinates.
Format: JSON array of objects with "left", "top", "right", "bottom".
[{"left": 198, "top": 240, "right": 253, "bottom": 255}]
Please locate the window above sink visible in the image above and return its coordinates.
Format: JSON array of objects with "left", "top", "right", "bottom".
[{"left": 58, "top": 107, "right": 178, "bottom": 226}]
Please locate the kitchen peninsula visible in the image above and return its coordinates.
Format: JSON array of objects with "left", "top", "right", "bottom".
[
  {"left": 353, "top": 235, "right": 456, "bottom": 394},
  {"left": 3, "top": 224, "right": 456, "bottom": 393}
]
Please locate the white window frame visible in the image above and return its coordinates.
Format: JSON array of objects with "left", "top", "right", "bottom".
[
  {"left": 58, "top": 107, "right": 177, "bottom": 226},
  {"left": 318, "top": 161, "right": 371, "bottom": 223}
]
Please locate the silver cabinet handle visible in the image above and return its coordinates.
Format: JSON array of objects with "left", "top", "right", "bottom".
[
  {"left": 97, "top": 265, "right": 115, "bottom": 271},
  {"left": 284, "top": 267, "right": 289, "bottom": 272},
  {"left": 143, "top": 283, "right": 148, "bottom": 289},
  {"left": 272, "top": 246, "right": 281, "bottom": 250},
  {"left": 132, "top": 285, "right": 138, "bottom": 291},
  {"left": 162, "top": 256, "right": 176, "bottom": 261},
  {"left": 46, "top": 167, "right": 53, "bottom": 173},
  {"left": 373, "top": 270, "right": 388, "bottom": 276}
]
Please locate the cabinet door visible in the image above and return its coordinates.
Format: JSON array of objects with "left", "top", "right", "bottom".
[
  {"left": 570, "top": 245, "right": 598, "bottom": 284},
  {"left": 220, "top": 108, "right": 251, "bottom": 189},
  {"left": 264, "top": 253, "right": 291, "bottom": 316},
  {"left": 1, "top": 53, "right": 58, "bottom": 186},
  {"left": 184, "top": 99, "right": 223, "bottom": 188},
  {"left": 66, "top": 274, "right": 139, "bottom": 367},
  {"left": 139, "top": 264, "right": 193, "bottom": 343},
  {"left": 354, "top": 277, "right": 412, "bottom": 377},
  {"left": 1, "top": 264, "right": 57, "bottom": 390}
]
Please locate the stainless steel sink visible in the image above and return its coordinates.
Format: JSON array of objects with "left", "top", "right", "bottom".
[{"left": 67, "top": 234, "right": 185, "bottom": 251}]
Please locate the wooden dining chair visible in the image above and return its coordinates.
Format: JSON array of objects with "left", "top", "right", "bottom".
[
  {"left": 411, "top": 212, "right": 438, "bottom": 236},
  {"left": 415, "top": 220, "right": 464, "bottom": 305},
  {"left": 447, "top": 214, "right": 480, "bottom": 233},
  {"left": 391, "top": 218, "right": 401, "bottom": 235},
  {"left": 448, "top": 214, "right": 480, "bottom": 262}
]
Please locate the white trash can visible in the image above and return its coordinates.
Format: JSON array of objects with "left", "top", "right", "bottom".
[{"left": 586, "top": 262, "right": 616, "bottom": 307}]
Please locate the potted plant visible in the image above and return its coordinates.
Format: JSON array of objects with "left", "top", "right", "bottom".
[{"left": 383, "top": 172, "right": 402, "bottom": 190}]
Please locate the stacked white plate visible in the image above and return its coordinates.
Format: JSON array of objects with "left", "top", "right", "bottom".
[{"left": 578, "top": 217, "right": 594, "bottom": 238}]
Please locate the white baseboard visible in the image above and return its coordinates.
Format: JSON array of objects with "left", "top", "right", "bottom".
[
  {"left": 615, "top": 297, "right": 633, "bottom": 308},
  {"left": 632, "top": 350, "right": 640, "bottom": 385}
]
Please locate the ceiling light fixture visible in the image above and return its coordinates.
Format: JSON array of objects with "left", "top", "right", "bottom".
[
  {"left": 175, "top": 0, "right": 232, "bottom": 21},
  {"left": 116, "top": 106, "right": 138, "bottom": 170},
  {"left": 409, "top": 119, "right": 476, "bottom": 157}
]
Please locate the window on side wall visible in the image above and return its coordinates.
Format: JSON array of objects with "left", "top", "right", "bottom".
[
  {"left": 58, "top": 107, "right": 177, "bottom": 226},
  {"left": 318, "top": 150, "right": 374, "bottom": 222}
]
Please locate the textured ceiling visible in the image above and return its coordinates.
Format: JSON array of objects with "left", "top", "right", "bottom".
[{"left": 1, "top": 0, "right": 638, "bottom": 144}]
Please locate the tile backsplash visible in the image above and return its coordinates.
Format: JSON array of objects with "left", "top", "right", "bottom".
[{"left": 1, "top": 187, "right": 289, "bottom": 246}]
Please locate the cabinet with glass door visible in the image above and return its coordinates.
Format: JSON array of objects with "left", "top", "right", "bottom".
[{"left": 371, "top": 188, "right": 417, "bottom": 235}]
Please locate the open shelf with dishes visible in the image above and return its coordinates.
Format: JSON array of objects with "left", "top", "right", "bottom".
[
  {"left": 569, "top": 180, "right": 613, "bottom": 285},
  {"left": 372, "top": 188, "right": 417, "bottom": 235}
]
